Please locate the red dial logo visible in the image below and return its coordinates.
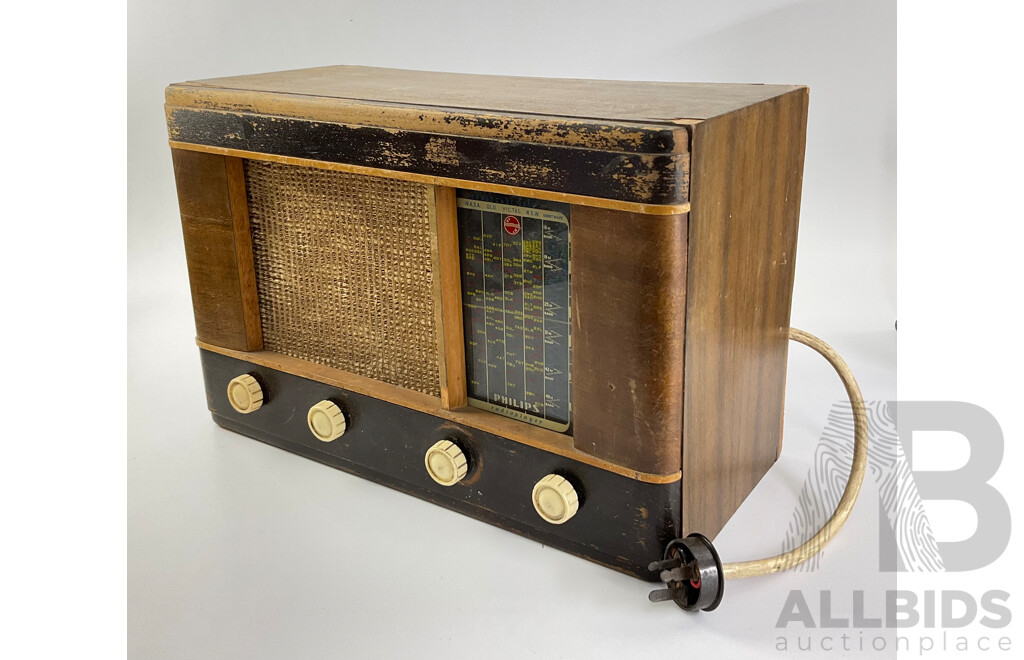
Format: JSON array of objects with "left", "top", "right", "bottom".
[{"left": 503, "top": 215, "right": 521, "bottom": 236}]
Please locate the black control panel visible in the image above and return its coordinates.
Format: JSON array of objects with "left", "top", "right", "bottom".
[{"left": 199, "top": 349, "right": 679, "bottom": 579}]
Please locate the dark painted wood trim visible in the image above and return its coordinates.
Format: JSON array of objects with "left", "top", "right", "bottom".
[
  {"left": 166, "top": 83, "right": 685, "bottom": 153},
  {"left": 166, "top": 107, "right": 690, "bottom": 206}
]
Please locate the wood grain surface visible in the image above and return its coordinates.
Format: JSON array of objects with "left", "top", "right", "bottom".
[
  {"left": 681, "top": 87, "right": 809, "bottom": 539},
  {"left": 431, "top": 186, "right": 468, "bottom": 410},
  {"left": 175, "top": 65, "right": 801, "bottom": 124},
  {"left": 570, "top": 207, "right": 687, "bottom": 475},
  {"left": 172, "top": 149, "right": 262, "bottom": 351}
]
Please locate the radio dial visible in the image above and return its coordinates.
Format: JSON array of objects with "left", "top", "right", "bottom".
[
  {"left": 424, "top": 440, "right": 468, "bottom": 486},
  {"left": 227, "top": 374, "right": 263, "bottom": 414},
  {"left": 532, "top": 474, "right": 579, "bottom": 524},
  {"left": 307, "top": 400, "right": 347, "bottom": 442}
]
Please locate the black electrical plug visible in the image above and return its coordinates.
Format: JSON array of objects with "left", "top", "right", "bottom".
[{"left": 648, "top": 533, "right": 725, "bottom": 612}]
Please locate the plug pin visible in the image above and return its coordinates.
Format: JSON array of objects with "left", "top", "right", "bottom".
[
  {"left": 660, "top": 565, "right": 697, "bottom": 583},
  {"left": 647, "top": 558, "right": 679, "bottom": 572},
  {"left": 648, "top": 588, "right": 679, "bottom": 603}
]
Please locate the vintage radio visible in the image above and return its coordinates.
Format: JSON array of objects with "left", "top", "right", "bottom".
[{"left": 166, "top": 66, "right": 866, "bottom": 612}]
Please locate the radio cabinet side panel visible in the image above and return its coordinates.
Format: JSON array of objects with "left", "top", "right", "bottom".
[
  {"left": 172, "top": 148, "right": 262, "bottom": 351},
  {"left": 682, "top": 88, "right": 809, "bottom": 539},
  {"left": 571, "top": 208, "right": 687, "bottom": 475}
]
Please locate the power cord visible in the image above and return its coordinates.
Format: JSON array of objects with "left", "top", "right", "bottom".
[{"left": 648, "top": 328, "right": 869, "bottom": 611}]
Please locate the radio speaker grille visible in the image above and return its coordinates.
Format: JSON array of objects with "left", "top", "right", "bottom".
[{"left": 244, "top": 160, "right": 440, "bottom": 397}]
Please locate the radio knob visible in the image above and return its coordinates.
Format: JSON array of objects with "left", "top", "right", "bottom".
[
  {"left": 424, "top": 440, "right": 468, "bottom": 486},
  {"left": 532, "top": 474, "right": 579, "bottom": 524},
  {"left": 307, "top": 400, "right": 347, "bottom": 442},
  {"left": 227, "top": 374, "right": 263, "bottom": 414}
]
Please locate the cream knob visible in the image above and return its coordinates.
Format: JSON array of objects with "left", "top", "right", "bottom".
[
  {"left": 424, "top": 440, "right": 469, "bottom": 486},
  {"left": 227, "top": 374, "right": 263, "bottom": 414},
  {"left": 532, "top": 474, "right": 579, "bottom": 524},
  {"left": 307, "top": 400, "right": 347, "bottom": 442}
]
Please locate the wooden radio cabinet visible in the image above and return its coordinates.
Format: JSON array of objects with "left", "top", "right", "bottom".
[{"left": 166, "top": 66, "right": 808, "bottom": 579}]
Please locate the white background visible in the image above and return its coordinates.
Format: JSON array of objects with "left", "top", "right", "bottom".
[
  {"left": 896, "top": 2, "right": 1022, "bottom": 658},
  {"left": 3, "top": 0, "right": 1020, "bottom": 658}
]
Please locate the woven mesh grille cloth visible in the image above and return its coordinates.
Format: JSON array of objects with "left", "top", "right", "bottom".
[{"left": 245, "top": 160, "right": 440, "bottom": 397}]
